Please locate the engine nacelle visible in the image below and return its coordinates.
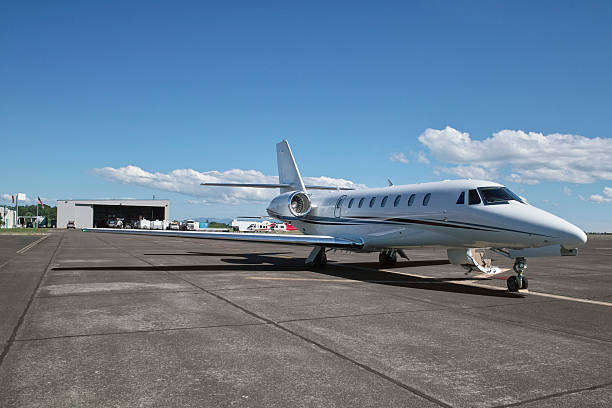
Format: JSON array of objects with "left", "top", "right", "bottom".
[{"left": 267, "top": 191, "right": 312, "bottom": 218}]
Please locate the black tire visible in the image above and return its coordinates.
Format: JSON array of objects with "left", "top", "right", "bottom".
[
  {"left": 379, "top": 252, "right": 397, "bottom": 267},
  {"left": 507, "top": 276, "right": 520, "bottom": 292},
  {"left": 521, "top": 276, "right": 528, "bottom": 290}
]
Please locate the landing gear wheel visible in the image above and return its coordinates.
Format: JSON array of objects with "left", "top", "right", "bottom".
[
  {"left": 521, "top": 276, "right": 528, "bottom": 290},
  {"left": 379, "top": 250, "right": 397, "bottom": 267},
  {"left": 507, "top": 276, "right": 520, "bottom": 292}
]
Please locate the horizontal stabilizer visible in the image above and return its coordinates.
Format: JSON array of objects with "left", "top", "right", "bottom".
[
  {"left": 201, "top": 183, "right": 292, "bottom": 189},
  {"left": 83, "top": 228, "right": 364, "bottom": 248},
  {"left": 202, "top": 183, "right": 355, "bottom": 190}
]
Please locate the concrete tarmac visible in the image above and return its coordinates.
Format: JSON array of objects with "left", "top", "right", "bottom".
[{"left": 0, "top": 230, "right": 611, "bottom": 407}]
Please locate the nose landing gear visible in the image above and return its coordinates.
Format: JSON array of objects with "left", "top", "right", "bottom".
[{"left": 507, "top": 257, "right": 528, "bottom": 292}]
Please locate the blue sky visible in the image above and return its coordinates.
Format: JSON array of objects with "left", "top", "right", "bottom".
[{"left": 2, "top": 1, "right": 611, "bottom": 231}]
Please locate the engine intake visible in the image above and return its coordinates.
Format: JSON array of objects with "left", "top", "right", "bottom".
[
  {"left": 267, "top": 191, "right": 312, "bottom": 218},
  {"left": 289, "top": 192, "right": 311, "bottom": 216}
]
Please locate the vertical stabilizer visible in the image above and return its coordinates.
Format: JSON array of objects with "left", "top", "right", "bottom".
[{"left": 276, "top": 140, "right": 306, "bottom": 193}]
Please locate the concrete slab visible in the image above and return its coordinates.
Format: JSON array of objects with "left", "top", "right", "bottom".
[
  {"left": 0, "top": 326, "right": 438, "bottom": 408},
  {"left": 282, "top": 310, "right": 612, "bottom": 407},
  {"left": 17, "top": 291, "right": 262, "bottom": 340}
]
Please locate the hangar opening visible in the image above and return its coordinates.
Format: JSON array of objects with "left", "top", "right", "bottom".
[
  {"left": 57, "top": 199, "right": 170, "bottom": 229},
  {"left": 92, "top": 204, "right": 166, "bottom": 228}
]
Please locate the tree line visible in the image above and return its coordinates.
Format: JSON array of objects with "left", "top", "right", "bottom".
[{"left": 15, "top": 204, "right": 57, "bottom": 220}]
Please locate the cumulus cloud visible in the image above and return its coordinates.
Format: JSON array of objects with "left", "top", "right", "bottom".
[
  {"left": 94, "top": 165, "right": 364, "bottom": 205},
  {"left": 589, "top": 194, "right": 611, "bottom": 203},
  {"left": 434, "top": 165, "right": 495, "bottom": 180},
  {"left": 417, "top": 151, "right": 430, "bottom": 165},
  {"left": 588, "top": 187, "right": 612, "bottom": 203},
  {"left": 418, "top": 126, "right": 612, "bottom": 184},
  {"left": 389, "top": 152, "right": 409, "bottom": 164}
]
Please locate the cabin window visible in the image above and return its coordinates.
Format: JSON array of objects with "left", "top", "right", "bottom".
[
  {"left": 469, "top": 189, "right": 481, "bottom": 205},
  {"left": 369, "top": 197, "right": 376, "bottom": 208},
  {"left": 393, "top": 195, "right": 401, "bottom": 207},
  {"left": 456, "top": 191, "right": 465, "bottom": 204},
  {"left": 358, "top": 197, "right": 365, "bottom": 208},
  {"left": 348, "top": 198, "right": 354, "bottom": 208},
  {"left": 381, "top": 196, "right": 388, "bottom": 207},
  {"left": 407, "top": 194, "right": 415, "bottom": 206},
  {"left": 423, "top": 193, "right": 431, "bottom": 206}
]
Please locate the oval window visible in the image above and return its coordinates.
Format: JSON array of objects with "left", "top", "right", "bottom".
[
  {"left": 369, "top": 197, "right": 376, "bottom": 208},
  {"left": 393, "top": 195, "right": 401, "bottom": 207},
  {"left": 381, "top": 196, "right": 388, "bottom": 207},
  {"left": 348, "top": 198, "right": 354, "bottom": 208},
  {"left": 407, "top": 194, "right": 415, "bottom": 206},
  {"left": 358, "top": 197, "right": 365, "bottom": 208},
  {"left": 423, "top": 193, "right": 431, "bottom": 206}
]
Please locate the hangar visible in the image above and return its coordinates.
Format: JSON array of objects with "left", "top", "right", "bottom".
[{"left": 56, "top": 199, "right": 170, "bottom": 229}]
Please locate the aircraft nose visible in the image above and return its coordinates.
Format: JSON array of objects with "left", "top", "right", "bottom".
[{"left": 558, "top": 221, "right": 587, "bottom": 248}]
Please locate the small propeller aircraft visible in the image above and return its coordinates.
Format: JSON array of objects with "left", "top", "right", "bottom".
[{"left": 86, "top": 140, "right": 587, "bottom": 292}]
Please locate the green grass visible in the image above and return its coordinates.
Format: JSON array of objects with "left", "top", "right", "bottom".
[{"left": 0, "top": 228, "right": 51, "bottom": 235}]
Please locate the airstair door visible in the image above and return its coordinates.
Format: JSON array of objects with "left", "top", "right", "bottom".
[{"left": 334, "top": 195, "right": 347, "bottom": 218}]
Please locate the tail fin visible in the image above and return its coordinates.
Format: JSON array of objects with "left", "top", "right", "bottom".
[{"left": 277, "top": 140, "right": 306, "bottom": 193}]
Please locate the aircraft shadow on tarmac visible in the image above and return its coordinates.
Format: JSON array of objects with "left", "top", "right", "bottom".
[{"left": 52, "top": 251, "right": 520, "bottom": 298}]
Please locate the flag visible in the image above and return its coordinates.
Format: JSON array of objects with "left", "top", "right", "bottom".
[{"left": 38, "top": 196, "right": 44, "bottom": 208}]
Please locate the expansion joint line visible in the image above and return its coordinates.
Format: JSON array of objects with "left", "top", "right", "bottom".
[
  {"left": 0, "top": 233, "right": 64, "bottom": 368},
  {"left": 94, "top": 235, "right": 453, "bottom": 408}
]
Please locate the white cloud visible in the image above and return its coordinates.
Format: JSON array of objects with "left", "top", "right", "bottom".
[
  {"left": 589, "top": 194, "right": 611, "bottom": 203},
  {"left": 390, "top": 152, "right": 409, "bottom": 164},
  {"left": 1, "top": 193, "right": 31, "bottom": 203},
  {"left": 418, "top": 126, "right": 612, "bottom": 184},
  {"left": 94, "top": 165, "right": 364, "bottom": 205},
  {"left": 587, "top": 187, "right": 612, "bottom": 203},
  {"left": 417, "top": 151, "right": 430, "bottom": 165},
  {"left": 434, "top": 165, "right": 495, "bottom": 180},
  {"left": 563, "top": 186, "right": 572, "bottom": 196}
]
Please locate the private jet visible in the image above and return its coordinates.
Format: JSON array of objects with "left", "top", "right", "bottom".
[{"left": 86, "top": 140, "right": 587, "bottom": 292}]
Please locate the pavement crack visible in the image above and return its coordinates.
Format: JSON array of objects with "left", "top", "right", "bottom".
[
  {"left": 14, "top": 322, "right": 269, "bottom": 342},
  {"left": 492, "top": 380, "right": 612, "bottom": 407},
  {"left": 0, "top": 233, "right": 64, "bottom": 368}
]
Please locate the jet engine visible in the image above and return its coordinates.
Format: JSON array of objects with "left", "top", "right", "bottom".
[{"left": 267, "top": 191, "right": 312, "bottom": 218}]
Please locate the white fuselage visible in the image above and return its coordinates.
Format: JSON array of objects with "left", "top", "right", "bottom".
[{"left": 267, "top": 179, "right": 587, "bottom": 251}]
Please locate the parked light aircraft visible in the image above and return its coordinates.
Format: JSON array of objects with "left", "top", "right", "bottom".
[{"left": 86, "top": 140, "right": 587, "bottom": 292}]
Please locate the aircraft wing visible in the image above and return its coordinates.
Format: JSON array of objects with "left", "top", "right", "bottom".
[{"left": 83, "top": 228, "right": 364, "bottom": 249}]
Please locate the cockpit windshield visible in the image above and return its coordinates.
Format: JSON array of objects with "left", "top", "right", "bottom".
[{"left": 477, "top": 187, "right": 524, "bottom": 205}]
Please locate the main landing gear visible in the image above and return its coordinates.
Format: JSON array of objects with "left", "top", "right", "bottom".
[
  {"left": 379, "top": 249, "right": 397, "bottom": 267},
  {"left": 507, "top": 257, "right": 528, "bottom": 292},
  {"left": 306, "top": 246, "right": 327, "bottom": 269}
]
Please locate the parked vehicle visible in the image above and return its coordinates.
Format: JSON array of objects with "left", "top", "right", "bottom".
[
  {"left": 168, "top": 221, "right": 180, "bottom": 230},
  {"left": 67, "top": 220, "right": 76, "bottom": 229}
]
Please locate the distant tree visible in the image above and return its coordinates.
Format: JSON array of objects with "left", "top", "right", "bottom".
[{"left": 16, "top": 204, "right": 57, "bottom": 221}]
